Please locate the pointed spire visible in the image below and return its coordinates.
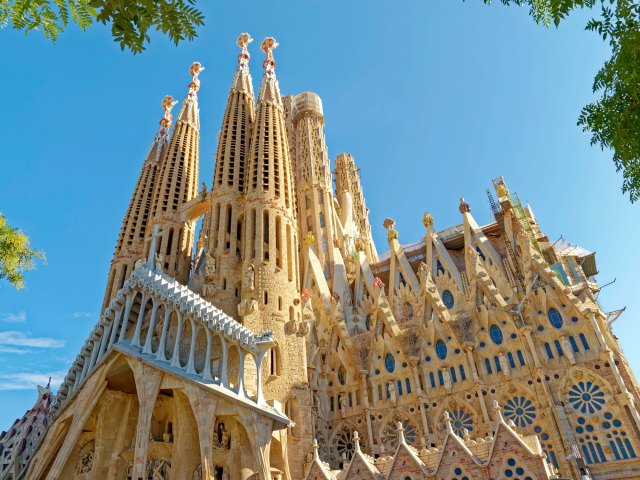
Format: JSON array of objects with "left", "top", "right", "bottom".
[
  {"left": 493, "top": 399, "right": 505, "bottom": 423},
  {"left": 312, "top": 438, "right": 320, "bottom": 460},
  {"left": 230, "top": 33, "right": 254, "bottom": 95},
  {"left": 258, "top": 37, "right": 282, "bottom": 106},
  {"left": 353, "top": 430, "right": 362, "bottom": 453},
  {"left": 396, "top": 421, "right": 406, "bottom": 444},
  {"left": 443, "top": 411, "right": 455, "bottom": 435},
  {"left": 177, "top": 61, "right": 204, "bottom": 129},
  {"left": 145, "top": 95, "right": 177, "bottom": 166}
]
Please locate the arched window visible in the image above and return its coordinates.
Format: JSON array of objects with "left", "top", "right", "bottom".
[
  {"left": 442, "top": 290, "right": 454, "bottom": 309},
  {"left": 385, "top": 353, "right": 396, "bottom": 373},
  {"left": 269, "top": 345, "right": 281, "bottom": 377},
  {"left": 337, "top": 366, "right": 346, "bottom": 385},
  {"left": 548, "top": 308, "right": 563, "bottom": 328},
  {"left": 436, "top": 340, "right": 447, "bottom": 360},
  {"left": 490, "top": 324, "right": 503, "bottom": 345}
]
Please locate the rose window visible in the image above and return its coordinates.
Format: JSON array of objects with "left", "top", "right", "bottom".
[
  {"left": 503, "top": 397, "right": 537, "bottom": 428},
  {"left": 336, "top": 430, "right": 357, "bottom": 460},
  {"left": 568, "top": 381, "right": 605, "bottom": 414},
  {"left": 450, "top": 409, "right": 473, "bottom": 436},
  {"left": 381, "top": 419, "right": 418, "bottom": 450}
]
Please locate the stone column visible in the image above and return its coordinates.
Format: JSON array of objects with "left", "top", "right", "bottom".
[
  {"left": 156, "top": 308, "right": 172, "bottom": 361},
  {"left": 185, "top": 384, "right": 218, "bottom": 480},
  {"left": 171, "top": 312, "right": 184, "bottom": 368},
  {"left": 130, "top": 360, "right": 163, "bottom": 480},
  {"left": 131, "top": 294, "right": 148, "bottom": 347},
  {"left": 119, "top": 294, "right": 135, "bottom": 343},
  {"left": 142, "top": 300, "right": 160, "bottom": 354}
]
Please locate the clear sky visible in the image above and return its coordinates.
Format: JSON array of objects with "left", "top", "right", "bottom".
[{"left": 0, "top": 0, "right": 637, "bottom": 429}]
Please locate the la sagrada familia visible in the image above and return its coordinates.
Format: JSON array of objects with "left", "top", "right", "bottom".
[{"left": 2, "top": 34, "right": 640, "bottom": 480}]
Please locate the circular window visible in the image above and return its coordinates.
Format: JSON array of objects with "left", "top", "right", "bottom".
[
  {"left": 338, "top": 366, "right": 346, "bottom": 385},
  {"left": 385, "top": 353, "right": 396, "bottom": 373},
  {"left": 490, "top": 324, "right": 503, "bottom": 345},
  {"left": 548, "top": 308, "right": 563, "bottom": 329},
  {"left": 442, "top": 290, "right": 454, "bottom": 309},
  {"left": 436, "top": 340, "right": 447, "bottom": 360}
]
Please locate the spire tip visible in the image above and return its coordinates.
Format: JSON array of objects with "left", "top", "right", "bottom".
[
  {"left": 261, "top": 37, "right": 279, "bottom": 74},
  {"left": 188, "top": 61, "right": 205, "bottom": 97}
]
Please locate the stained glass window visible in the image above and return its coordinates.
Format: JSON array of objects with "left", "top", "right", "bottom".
[
  {"left": 548, "top": 308, "right": 563, "bottom": 328},
  {"left": 385, "top": 353, "right": 396, "bottom": 373},
  {"left": 490, "top": 324, "right": 503, "bottom": 345},
  {"left": 442, "top": 290, "right": 454, "bottom": 309},
  {"left": 436, "top": 340, "right": 448, "bottom": 360}
]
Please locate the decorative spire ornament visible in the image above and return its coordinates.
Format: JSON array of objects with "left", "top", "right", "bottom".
[
  {"left": 159, "top": 95, "right": 178, "bottom": 136},
  {"left": 237, "top": 32, "right": 253, "bottom": 67},
  {"left": 188, "top": 61, "right": 205, "bottom": 98},
  {"left": 261, "top": 36, "right": 279, "bottom": 75}
]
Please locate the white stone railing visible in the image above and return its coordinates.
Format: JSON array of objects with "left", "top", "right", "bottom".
[{"left": 52, "top": 264, "right": 274, "bottom": 414}]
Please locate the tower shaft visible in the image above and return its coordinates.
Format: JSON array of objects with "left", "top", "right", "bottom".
[
  {"left": 147, "top": 64, "right": 203, "bottom": 284},
  {"left": 286, "top": 92, "right": 336, "bottom": 281},
  {"left": 203, "top": 34, "right": 256, "bottom": 319},
  {"left": 101, "top": 97, "right": 175, "bottom": 311},
  {"left": 335, "top": 153, "right": 377, "bottom": 263}
]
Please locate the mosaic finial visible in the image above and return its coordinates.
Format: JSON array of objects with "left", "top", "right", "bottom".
[
  {"left": 159, "top": 95, "right": 178, "bottom": 133},
  {"left": 261, "top": 37, "right": 279, "bottom": 74},
  {"left": 188, "top": 61, "right": 205, "bottom": 97},
  {"left": 237, "top": 33, "right": 253, "bottom": 66},
  {"left": 459, "top": 197, "right": 471, "bottom": 214},
  {"left": 423, "top": 212, "right": 434, "bottom": 228}
]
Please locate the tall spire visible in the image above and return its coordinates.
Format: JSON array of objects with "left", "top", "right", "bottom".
[
  {"left": 200, "top": 34, "right": 256, "bottom": 319},
  {"left": 101, "top": 96, "right": 177, "bottom": 311},
  {"left": 257, "top": 37, "right": 282, "bottom": 106},
  {"left": 240, "top": 38, "right": 312, "bottom": 479},
  {"left": 147, "top": 63, "right": 203, "bottom": 283},
  {"left": 285, "top": 91, "right": 335, "bottom": 280}
]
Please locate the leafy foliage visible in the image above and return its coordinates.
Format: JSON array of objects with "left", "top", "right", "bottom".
[
  {"left": 0, "top": 213, "right": 45, "bottom": 290},
  {"left": 482, "top": 0, "right": 640, "bottom": 202},
  {"left": 0, "top": 0, "right": 204, "bottom": 53}
]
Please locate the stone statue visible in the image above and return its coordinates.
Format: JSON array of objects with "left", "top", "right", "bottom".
[
  {"left": 154, "top": 253, "right": 164, "bottom": 272},
  {"left": 498, "top": 353, "right": 511, "bottom": 378},
  {"left": 204, "top": 253, "right": 216, "bottom": 279},
  {"left": 214, "top": 422, "right": 229, "bottom": 450},
  {"left": 75, "top": 450, "right": 94, "bottom": 474},
  {"left": 562, "top": 336, "right": 576, "bottom": 364},
  {"left": 244, "top": 263, "right": 255, "bottom": 290},
  {"left": 442, "top": 368, "right": 452, "bottom": 390},
  {"left": 388, "top": 381, "right": 398, "bottom": 406},
  {"left": 222, "top": 468, "right": 230, "bottom": 480},
  {"left": 135, "top": 257, "right": 145, "bottom": 269},
  {"left": 339, "top": 393, "right": 348, "bottom": 418}
]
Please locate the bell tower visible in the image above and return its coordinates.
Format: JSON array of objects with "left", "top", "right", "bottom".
[
  {"left": 101, "top": 96, "right": 176, "bottom": 312},
  {"left": 146, "top": 62, "right": 204, "bottom": 284},
  {"left": 202, "top": 34, "right": 255, "bottom": 319},
  {"left": 239, "top": 37, "right": 312, "bottom": 479}
]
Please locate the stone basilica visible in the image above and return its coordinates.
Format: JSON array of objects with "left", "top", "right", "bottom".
[{"left": 2, "top": 34, "right": 640, "bottom": 480}]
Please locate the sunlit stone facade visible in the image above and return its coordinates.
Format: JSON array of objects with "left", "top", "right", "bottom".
[{"left": 3, "top": 34, "right": 640, "bottom": 480}]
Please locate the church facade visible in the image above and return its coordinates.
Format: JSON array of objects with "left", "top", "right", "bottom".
[{"left": 2, "top": 34, "right": 640, "bottom": 480}]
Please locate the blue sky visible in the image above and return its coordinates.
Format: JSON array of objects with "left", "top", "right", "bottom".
[{"left": 0, "top": 0, "right": 637, "bottom": 428}]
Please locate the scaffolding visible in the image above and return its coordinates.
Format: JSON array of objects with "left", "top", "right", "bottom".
[
  {"left": 510, "top": 192, "right": 541, "bottom": 253},
  {"left": 487, "top": 189, "right": 525, "bottom": 291}
]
